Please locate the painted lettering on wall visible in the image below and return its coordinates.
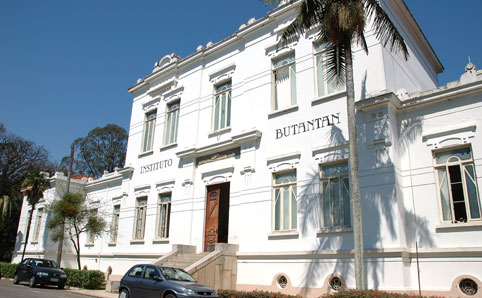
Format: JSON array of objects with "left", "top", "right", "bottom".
[
  {"left": 275, "top": 113, "right": 341, "bottom": 139},
  {"left": 140, "top": 159, "right": 173, "bottom": 174}
]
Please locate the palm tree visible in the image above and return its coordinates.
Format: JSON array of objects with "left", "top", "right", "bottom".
[
  {"left": 265, "top": 0, "right": 408, "bottom": 289},
  {"left": 20, "top": 171, "right": 51, "bottom": 261}
]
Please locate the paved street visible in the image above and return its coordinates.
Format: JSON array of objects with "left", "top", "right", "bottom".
[{"left": 0, "top": 278, "right": 117, "bottom": 298}]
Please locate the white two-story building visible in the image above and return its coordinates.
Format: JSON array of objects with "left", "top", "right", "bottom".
[{"left": 13, "top": 1, "right": 482, "bottom": 297}]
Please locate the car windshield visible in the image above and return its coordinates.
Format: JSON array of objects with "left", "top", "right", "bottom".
[
  {"left": 34, "top": 259, "right": 57, "bottom": 268},
  {"left": 160, "top": 267, "right": 196, "bottom": 282}
]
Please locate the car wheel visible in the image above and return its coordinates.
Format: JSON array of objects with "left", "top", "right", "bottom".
[
  {"left": 29, "top": 276, "right": 36, "bottom": 287},
  {"left": 58, "top": 283, "right": 65, "bottom": 289},
  {"left": 165, "top": 293, "right": 177, "bottom": 298},
  {"left": 119, "top": 289, "right": 129, "bottom": 298},
  {"left": 13, "top": 274, "right": 19, "bottom": 284}
]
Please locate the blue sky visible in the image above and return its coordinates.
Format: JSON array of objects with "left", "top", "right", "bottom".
[{"left": 1, "top": 1, "right": 481, "bottom": 164}]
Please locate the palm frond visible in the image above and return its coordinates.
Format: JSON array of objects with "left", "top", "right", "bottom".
[
  {"left": 363, "top": 0, "right": 409, "bottom": 59},
  {"left": 324, "top": 42, "right": 347, "bottom": 88}
]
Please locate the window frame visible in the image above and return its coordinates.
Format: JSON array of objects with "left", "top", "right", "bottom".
[
  {"left": 272, "top": 170, "right": 298, "bottom": 232},
  {"left": 433, "top": 145, "right": 481, "bottom": 224},
  {"left": 32, "top": 207, "right": 43, "bottom": 242},
  {"left": 133, "top": 197, "right": 148, "bottom": 240},
  {"left": 211, "top": 80, "right": 232, "bottom": 132},
  {"left": 110, "top": 204, "right": 120, "bottom": 243},
  {"left": 272, "top": 53, "right": 297, "bottom": 111},
  {"left": 86, "top": 208, "right": 98, "bottom": 244},
  {"left": 163, "top": 101, "right": 180, "bottom": 146},
  {"left": 141, "top": 110, "right": 157, "bottom": 153},
  {"left": 155, "top": 193, "right": 171, "bottom": 239},
  {"left": 313, "top": 43, "right": 345, "bottom": 98},
  {"left": 319, "top": 160, "right": 351, "bottom": 229}
]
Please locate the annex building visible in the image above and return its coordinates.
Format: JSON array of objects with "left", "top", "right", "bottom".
[{"left": 13, "top": 1, "right": 482, "bottom": 297}]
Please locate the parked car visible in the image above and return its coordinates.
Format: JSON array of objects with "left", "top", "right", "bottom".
[
  {"left": 13, "top": 258, "right": 67, "bottom": 289},
  {"left": 119, "top": 264, "right": 218, "bottom": 298}
]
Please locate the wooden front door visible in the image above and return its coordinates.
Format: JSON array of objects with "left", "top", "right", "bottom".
[{"left": 204, "top": 183, "right": 230, "bottom": 252}]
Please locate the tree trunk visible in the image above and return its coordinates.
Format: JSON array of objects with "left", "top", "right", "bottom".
[
  {"left": 21, "top": 205, "right": 35, "bottom": 262},
  {"left": 345, "top": 43, "right": 365, "bottom": 290}
]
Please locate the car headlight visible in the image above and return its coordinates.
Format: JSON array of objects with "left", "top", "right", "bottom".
[
  {"left": 37, "top": 272, "right": 49, "bottom": 277},
  {"left": 184, "top": 288, "right": 196, "bottom": 295},
  {"left": 212, "top": 290, "right": 217, "bottom": 296}
]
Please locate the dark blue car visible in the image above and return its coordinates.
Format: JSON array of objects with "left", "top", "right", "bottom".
[
  {"left": 119, "top": 264, "right": 218, "bottom": 298},
  {"left": 13, "top": 258, "right": 67, "bottom": 289}
]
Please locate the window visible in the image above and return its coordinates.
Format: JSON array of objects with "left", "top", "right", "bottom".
[
  {"left": 156, "top": 193, "right": 171, "bottom": 239},
  {"left": 141, "top": 110, "right": 156, "bottom": 152},
  {"left": 314, "top": 43, "right": 344, "bottom": 98},
  {"left": 133, "top": 198, "right": 147, "bottom": 240},
  {"left": 24, "top": 209, "right": 32, "bottom": 242},
  {"left": 212, "top": 81, "right": 231, "bottom": 131},
  {"left": 127, "top": 265, "right": 144, "bottom": 278},
  {"left": 87, "top": 208, "right": 98, "bottom": 243},
  {"left": 320, "top": 162, "right": 351, "bottom": 228},
  {"left": 434, "top": 146, "right": 481, "bottom": 223},
  {"left": 32, "top": 208, "right": 43, "bottom": 242},
  {"left": 272, "top": 53, "right": 296, "bottom": 110},
  {"left": 110, "top": 205, "right": 120, "bottom": 243},
  {"left": 163, "top": 101, "right": 180, "bottom": 145},
  {"left": 273, "top": 171, "right": 297, "bottom": 231},
  {"left": 143, "top": 266, "right": 160, "bottom": 280}
]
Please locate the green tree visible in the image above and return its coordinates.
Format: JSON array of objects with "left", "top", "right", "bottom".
[
  {"left": 0, "top": 123, "right": 54, "bottom": 261},
  {"left": 264, "top": 0, "right": 408, "bottom": 289},
  {"left": 59, "top": 124, "right": 127, "bottom": 178},
  {"left": 20, "top": 171, "right": 51, "bottom": 261},
  {"left": 48, "top": 193, "right": 106, "bottom": 270}
]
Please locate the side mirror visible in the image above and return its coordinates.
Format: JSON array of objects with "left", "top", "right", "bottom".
[{"left": 153, "top": 275, "right": 163, "bottom": 282}]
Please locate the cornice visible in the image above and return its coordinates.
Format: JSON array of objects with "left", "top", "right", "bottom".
[{"left": 85, "top": 167, "right": 134, "bottom": 188}]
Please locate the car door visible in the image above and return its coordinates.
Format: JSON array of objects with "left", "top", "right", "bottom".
[
  {"left": 138, "top": 265, "right": 163, "bottom": 298},
  {"left": 123, "top": 265, "right": 145, "bottom": 297},
  {"left": 17, "top": 259, "right": 32, "bottom": 281}
]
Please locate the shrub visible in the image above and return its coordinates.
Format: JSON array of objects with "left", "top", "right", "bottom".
[
  {"left": 63, "top": 268, "right": 105, "bottom": 290},
  {"left": 321, "top": 289, "right": 443, "bottom": 298},
  {"left": 0, "top": 262, "right": 17, "bottom": 279},
  {"left": 218, "top": 290, "right": 300, "bottom": 298}
]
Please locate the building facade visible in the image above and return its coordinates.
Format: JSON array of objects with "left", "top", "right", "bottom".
[{"left": 13, "top": 1, "right": 482, "bottom": 297}]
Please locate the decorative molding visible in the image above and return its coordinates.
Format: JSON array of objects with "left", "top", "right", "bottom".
[
  {"left": 155, "top": 179, "right": 175, "bottom": 194},
  {"left": 142, "top": 98, "right": 160, "bottom": 112},
  {"left": 423, "top": 123, "right": 476, "bottom": 149},
  {"left": 153, "top": 53, "right": 181, "bottom": 73},
  {"left": 147, "top": 78, "right": 178, "bottom": 97},
  {"left": 163, "top": 86, "right": 184, "bottom": 104},
  {"left": 202, "top": 166, "right": 235, "bottom": 185},
  {"left": 209, "top": 63, "right": 236, "bottom": 85},
  {"left": 313, "top": 143, "right": 349, "bottom": 163},
  {"left": 267, "top": 152, "right": 300, "bottom": 172},
  {"left": 134, "top": 184, "right": 151, "bottom": 198}
]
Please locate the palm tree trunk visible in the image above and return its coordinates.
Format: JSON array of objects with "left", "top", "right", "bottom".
[
  {"left": 345, "top": 43, "right": 365, "bottom": 290},
  {"left": 21, "top": 206, "right": 35, "bottom": 262}
]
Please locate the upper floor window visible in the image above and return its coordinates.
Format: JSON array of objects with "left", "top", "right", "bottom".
[
  {"left": 86, "top": 208, "right": 98, "bottom": 243},
  {"left": 164, "top": 101, "right": 180, "bottom": 145},
  {"left": 272, "top": 53, "right": 296, "bottom": 111},
  {"left": 320, "top": 161, "right": 351, "bottom": 228},
  {"left": 273, "top": 170, "right": 297, "bottom": 232},
  {"left": 141, "top": 110, "right": 156, "bottom": 152},
  {"left": 212, "top": 81, "right": 231, "bottom": 131},
  {"left": 314, "top": 43, "right": 344, "bottom": 98},
  {"left": 156, "top": 193, "right": 171, "bottom": 239},
  {"left": 434, "top": 146, "right": 481, "bottom": 223}
]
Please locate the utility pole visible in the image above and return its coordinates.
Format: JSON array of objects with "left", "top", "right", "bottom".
[{"left": 56, "top": 145, "right": 74, "bottom": 266}]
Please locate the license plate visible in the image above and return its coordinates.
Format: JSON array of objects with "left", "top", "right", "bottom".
[{"left": 51, "top": 278, "right": 59, "bottom": 282}]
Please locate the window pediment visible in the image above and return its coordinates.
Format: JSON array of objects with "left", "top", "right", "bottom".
[{"left": 209, "top": 63, "right": 236, "bottom": 85}]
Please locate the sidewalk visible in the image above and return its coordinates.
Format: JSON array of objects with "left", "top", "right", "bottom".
[{"left": 67, "top": 288, "right": 118, "bottom": 298}]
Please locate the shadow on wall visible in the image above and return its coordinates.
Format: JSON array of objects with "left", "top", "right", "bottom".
[{"left": 295, "top": 115, "right": 433, "bottom": 293}]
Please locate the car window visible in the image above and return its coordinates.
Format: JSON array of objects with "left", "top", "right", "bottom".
[
  {"left": 160, "top": 267, "right": 196, "bottom": 282},
  {"left": 143, "top": 266, "right": 160, "bottom": 280},
  {"left": 22, "top": 259, "right": 31, "bottom": 265},
  {"left": 34, "top": 259, "right": 55, "bottom": 268},
  {"left": 127, "top": 265, "right": 144, "bottom": 278}
]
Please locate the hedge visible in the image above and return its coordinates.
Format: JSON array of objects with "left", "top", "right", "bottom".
[
  {"left": 321, "top": 290, "right": 443, "bottom": 298},
  {"left": 63, "top": 268, "right": 105, "bottom": 290},
  {"left": 218, "top": 290, "right": 300, "bottom": 298},
  {"left": 0, "top": 262, "right": 17, "bottom": 279}
]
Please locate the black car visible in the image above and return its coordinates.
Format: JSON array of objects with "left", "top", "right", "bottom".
[
  {"left": 119, "top": 264, "right": 218, "bottom": 298},
  {"left": 13, "top": 258, "right": 67, "bottom": 289}
]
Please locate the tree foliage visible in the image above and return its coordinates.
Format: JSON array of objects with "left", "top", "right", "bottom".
[
  {"left": 59, "top": 124, "right": 127, "bottom": 178},
  {"left": 48, "top": 193, "right": 106, "bottom": 270},
  {"left": 0, "top": 123, "right": 54, "bottom": 262}
]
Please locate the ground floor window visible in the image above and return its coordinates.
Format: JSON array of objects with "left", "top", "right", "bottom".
[
  {"left": 273, "top": 170, "right": 297, "bottom": 231},
  {"left": 156, "top": 193, "right": 171, "bottom": 239},
  {"left": 434, "top": 146, "right": 481, "bottom": 223},
  {"left": 133, "top": 198, "right": 147, "bottom": 240},
  {"left": 320, "top": 161, "right": 351, "bottom": 228},
  {"left": 110, "top": 205, "right": 120, "bottom": 243}
]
